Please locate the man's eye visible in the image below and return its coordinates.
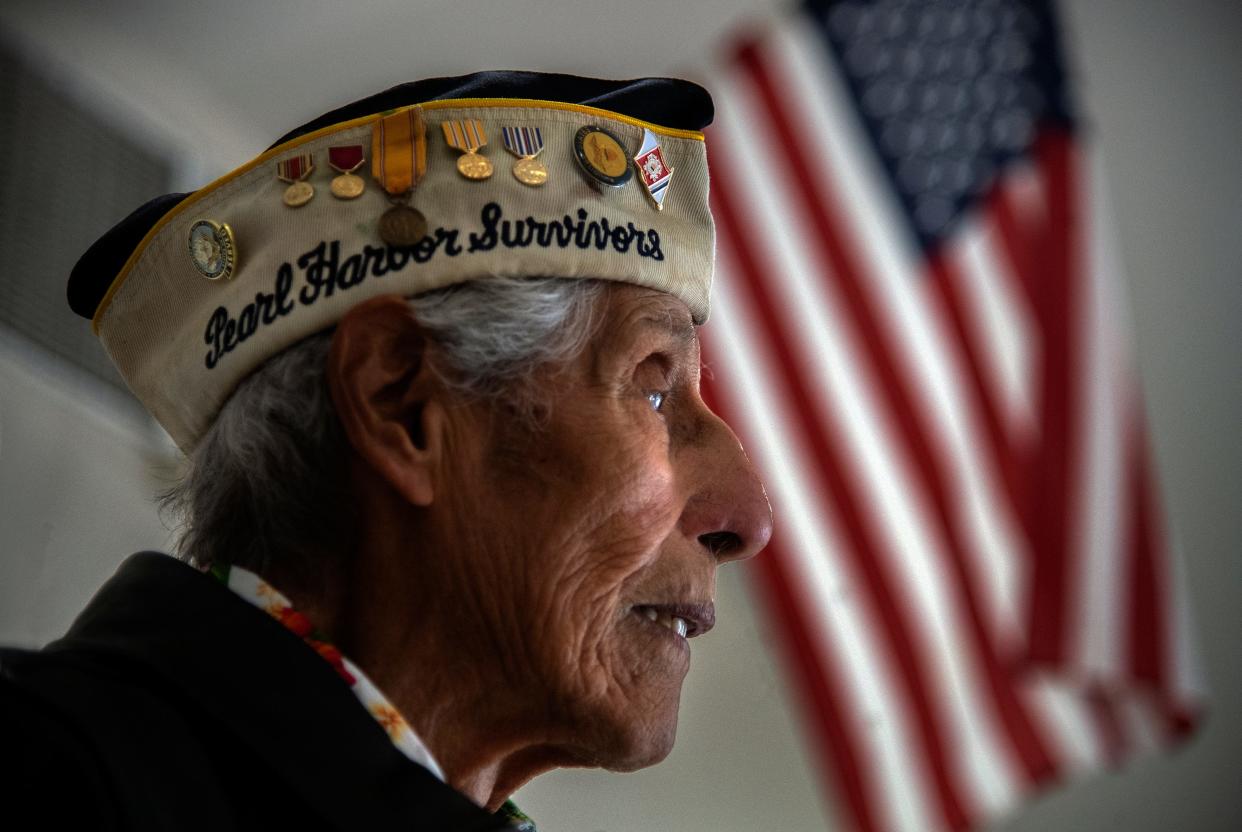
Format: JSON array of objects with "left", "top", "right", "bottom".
[{"left": 647, "top": 391, "right": 666, "bottom": 412}]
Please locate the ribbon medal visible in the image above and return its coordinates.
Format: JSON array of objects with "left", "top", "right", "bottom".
[
  {"left": 441, "top": 119, "right": 493, "bottom": 181},
  {"left": 328, "top": 145, "right": 366, "bottom": 200},
  {"left": 633, "top": 128, "right": 673, "bottom": 210},
  {"left": 372, "top": 107, "right": 429, "bottom": 247},
  {"left": 276, "top": 153, "right": 315, "bottom": 207},
  {"left": 501, "top": 126, "right": 548, "bottom": 187}
]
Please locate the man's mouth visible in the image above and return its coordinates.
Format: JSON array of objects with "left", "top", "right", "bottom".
[{"left": 631, "top": 603, "right": 715, "bottom": 639}]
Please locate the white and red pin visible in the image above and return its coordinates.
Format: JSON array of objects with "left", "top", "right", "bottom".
[{"left": 633, "top": 128, "right": 673, "bottom": 210}]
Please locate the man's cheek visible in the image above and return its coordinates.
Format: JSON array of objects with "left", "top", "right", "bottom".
[{"left": 615, "top": 461, "right": 680, "bottom": 543}]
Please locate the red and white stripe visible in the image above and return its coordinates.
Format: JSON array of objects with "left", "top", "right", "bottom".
[{"left": 696, "top": 12, "right": 1205, "bottom": 831}]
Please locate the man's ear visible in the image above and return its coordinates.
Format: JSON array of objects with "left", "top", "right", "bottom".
[{"left": 327, "top": 295, "right": 447, "bottom": 507}]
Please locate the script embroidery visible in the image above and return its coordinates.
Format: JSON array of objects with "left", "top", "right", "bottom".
[{"left": 203, "top": 202, "right": 665, "bottom": 370}]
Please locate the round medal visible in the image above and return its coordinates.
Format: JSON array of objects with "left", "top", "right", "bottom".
[
  {"left": 328, "top": 145, "right": 367, "bottom": 199},
  {"left": 378, "top": 205, "right": 428, "bottom": 247},
  {"left": 512, "top": 156, "right": 549, "bottom": 187},
  {"left": 573, "top": 125, "right": 632, "bottom": 188},
  {"left": 187, "top": 219, "right": 237, "bottom": 281},
  {"left": 282, "top": 181, "right": 315, "bottom": 208},
  {"left": 330, "top": 172, "right": 365, "bottom": 200},
  {"left": 456, "top": 151, "right": 494, "bottom": 181}
]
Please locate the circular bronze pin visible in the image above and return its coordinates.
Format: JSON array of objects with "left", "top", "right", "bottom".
[
  {"left": 330, "top": 172, "right": 365, "bottom": 200},
  {"left": 187, "top": 219, "right": 237, "bottom": 281},
  {"left": 456, "top": 150, "right": 494, "bottom": 181},
  {"left": 282, "top": 181, "right": 315, "bottom": 208},
  {"left": 512, "top": 156, "right": 549, "bottom": 187},
  {"left": 379, "top": 204, "right": 428, "bottom": 247},
  {"left": 573, "top": 125, "right": 632, "bottom": 188}
]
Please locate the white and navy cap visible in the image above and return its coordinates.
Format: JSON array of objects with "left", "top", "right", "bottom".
[{"left": 68, "top": 71, "right": 716, "bottom": 451}]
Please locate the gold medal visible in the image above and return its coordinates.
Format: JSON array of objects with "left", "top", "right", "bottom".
[
  {"left": 371, "top": 107, "right": 429, "bottom": 245},
  {"left": 276, "top": 153, "right": 315, "bottom": 207},
  {"left": 378, "top": 203, "right": 428, "bottom": 247},
  {"left": 502, "top": 126, "right": 549, "bottom": 187},
  {"left": 456, "top": 150, "right": 494, "bottom": 180},
  {"left": 330, "top": 174, "right": 365, "bottom": 199},
  {"left": 282, "top": 180, "right": 315, "bottom": 207},
  {"left": 328, "top": 145, "right": 367, "bottom": 200},
  {"left": 512, "top": 156, "right": 549, "bottom": 186},
  {"left": 441, "top": 119, "right": 493, "bottom": 181}
]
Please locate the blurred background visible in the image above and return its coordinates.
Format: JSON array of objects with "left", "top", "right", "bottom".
[{"left": 0, "top": 1, "right": 1237, "bottom": 830}]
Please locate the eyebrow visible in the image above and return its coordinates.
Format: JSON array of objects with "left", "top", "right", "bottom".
[{"left": 637, "top": 312, "right": 697, "bottom": 349}]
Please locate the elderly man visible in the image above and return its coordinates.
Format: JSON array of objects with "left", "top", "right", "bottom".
[{"left": 0, "top": 72, "right": 771, "bottom": 829}]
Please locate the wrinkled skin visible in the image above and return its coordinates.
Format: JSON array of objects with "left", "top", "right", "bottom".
[{"left": 312, "top": 284, "right": 772, "bottom": 810}]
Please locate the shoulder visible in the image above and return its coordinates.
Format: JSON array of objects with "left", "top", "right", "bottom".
[
  {"left": 0, "top": 646, "right": 237, "bottom": 830},
  {"left": 0, "top": 646, "right": 479, "bottom": 831},
  {"left": 1, "top": 647, "right": 122, "bottom": 827}
]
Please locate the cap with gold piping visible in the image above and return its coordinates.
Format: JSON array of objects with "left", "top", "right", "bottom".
[{"left": 67, "top": 71, "right": 715, "bottom": 452}]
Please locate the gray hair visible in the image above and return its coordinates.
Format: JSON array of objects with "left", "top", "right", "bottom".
[{"left": 163, "top": 276, "right": 606, "bottom": 587}]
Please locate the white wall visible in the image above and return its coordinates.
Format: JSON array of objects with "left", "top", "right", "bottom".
[
  {"left": 1, "top": 2, "right": 1238, "bottom": 830},
  {"left": 0, "top": 330, "right": 177, "bottom": 646}
]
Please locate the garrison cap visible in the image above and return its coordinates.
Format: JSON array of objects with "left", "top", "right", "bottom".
[{"left": 69, "top": 71, "right": 716, "bottom": 451}]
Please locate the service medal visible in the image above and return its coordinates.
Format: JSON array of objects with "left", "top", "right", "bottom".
[
  {"left": 633, "top": 128, "right": 674, "bottom": 210},
  {"left": 276, "top": 153, "right": 315, "bottom": 207},
  {"left": 501, "top": 126, "right": 548, "bottom": 187},
  {"left": 573, "top": 125, "right": 632, "bottom": 189},
  {"left": 372, "top": 107, "right": 430, "bottom": 247},
  {"left": 378, "top": 202, "right": 427, "bottom": 248},
  {"left": 187, "top": 219, "right": 237, "bottom": 280},
  {"left": 328, "top": 145, "right": 366, "bottom": 199},
  {"left": 442, "top": 119, "right": 493, "bottom": 181}
]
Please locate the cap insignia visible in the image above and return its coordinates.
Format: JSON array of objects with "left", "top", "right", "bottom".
[
  {"left": 187, "top": 219, "right": 237, "bottom": 281},
  {"left": 633, "top": 128, "right": 674, "bottom": 210},
  {"left": 573, "top": 125, "right": 632, "bottom": 189}
]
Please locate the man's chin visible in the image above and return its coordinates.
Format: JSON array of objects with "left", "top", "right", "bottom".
[
  {"left": 603, "top": 740, "right": 675, "bottom": 773},
  {"left": 555, "top": 668, "right": 685, "bottom": 770},
  {"left": 591, "top": 707, "right": 680, "bottom": 772}
]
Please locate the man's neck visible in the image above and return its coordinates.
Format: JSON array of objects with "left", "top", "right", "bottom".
[{"left": 269, "top": 551, "right": 572, "bottom": 811}]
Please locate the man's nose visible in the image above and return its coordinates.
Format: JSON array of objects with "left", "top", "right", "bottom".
[{"left": 678, "top": 411, "right": 774, "bottom": 564}]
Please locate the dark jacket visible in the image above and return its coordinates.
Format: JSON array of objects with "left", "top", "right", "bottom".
[{"left": 0, "top": 552, "right": 518, "bottom": 831}]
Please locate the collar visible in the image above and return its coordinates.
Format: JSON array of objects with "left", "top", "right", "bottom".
[
  {"left": 215, "top": 562, "right": 447, "bottom": 782},
  {"left": 50, "top": 552, "right": 516, "bottom": 831}
]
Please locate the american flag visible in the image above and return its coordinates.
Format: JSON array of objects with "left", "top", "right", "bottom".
[{"left": 698, "top": 1, "right": 1206, "bottom": 829}]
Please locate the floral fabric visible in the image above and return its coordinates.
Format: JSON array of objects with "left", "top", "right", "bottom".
[
  {"left": 213, "top": 564, "right": 538, "bottom": 829},
  {"left": 214, "top": 564, "right": 446, "bottom": 780}
]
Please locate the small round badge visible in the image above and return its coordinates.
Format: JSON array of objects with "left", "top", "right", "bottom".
[
  {"left": 573, "top": 125, "right": 632, "bottom": 188},
  {"left": 187, "top": 219, "right": 237, "bottom": 281}
]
